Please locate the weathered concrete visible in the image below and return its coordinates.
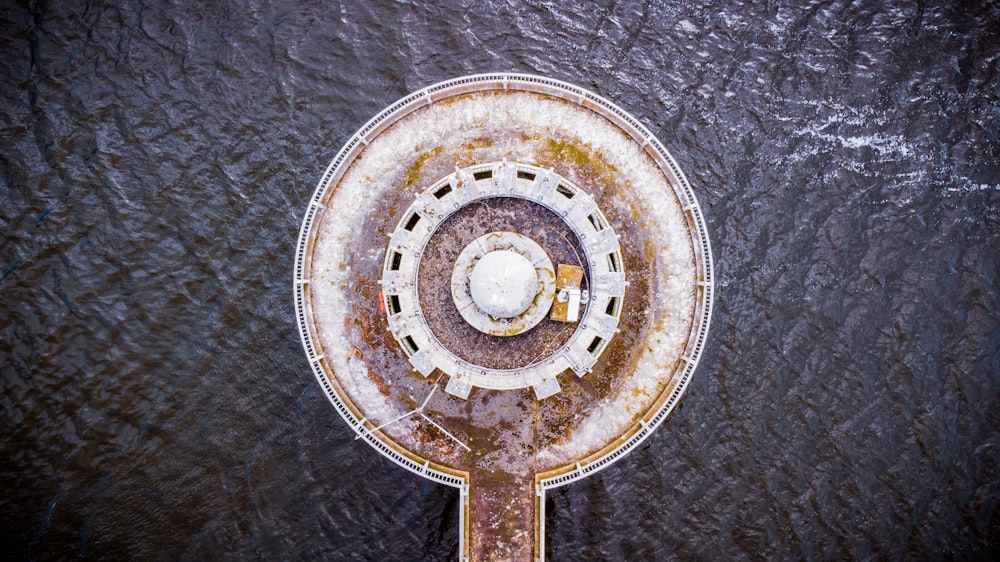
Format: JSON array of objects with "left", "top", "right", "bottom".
[{"left": 294, "top": 74, "right": 714, "bottom": 561}]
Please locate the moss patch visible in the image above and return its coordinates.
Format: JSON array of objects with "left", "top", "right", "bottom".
[
  {"left": 460, "top": 136, "right": 494, "bottom": 151},
  {"left": 537, "top": 138, "right": 620, "bottom": 196},
  {"left": 541, "top": 139, "right": 600, "bottom": 168},
  {"left": 405, "top": 145, "right": 444, "bottom": 187}
]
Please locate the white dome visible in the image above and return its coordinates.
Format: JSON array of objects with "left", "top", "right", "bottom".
[{"left": 469, "top": 250, "right": 539, "bottom": 319}]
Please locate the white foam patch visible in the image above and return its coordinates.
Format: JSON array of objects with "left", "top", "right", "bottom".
[{"left": 946, "top": 182, "right": 999, "bottom": 193}]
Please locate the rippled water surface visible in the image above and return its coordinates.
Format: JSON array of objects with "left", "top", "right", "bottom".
[{"left": 2, "top": 1, "right": 999, "bottom": 559}]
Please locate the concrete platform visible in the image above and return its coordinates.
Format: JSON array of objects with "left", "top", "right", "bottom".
[{"left": 294, "top": 74, "right": 714, "bottom": 561}]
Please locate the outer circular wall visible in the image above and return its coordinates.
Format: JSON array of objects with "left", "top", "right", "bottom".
[{"left": 293, "top": 74, "right": 714, "bottom": 491}]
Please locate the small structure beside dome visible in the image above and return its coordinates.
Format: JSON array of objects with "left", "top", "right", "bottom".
[{"left": 551, "top": 264, "right": 586, "bottom": 323}]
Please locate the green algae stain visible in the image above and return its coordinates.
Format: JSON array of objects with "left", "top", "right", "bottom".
[
  {"left": 538, "top": 139, "right": 619, "bottom": 184},
  {"left": 452, "top": 136, "right": 495, "bottom": 168},
  {"left": 460, "top": 136, "right": 493, "bottom": 151},
  {"left": 542, "top": 139, "right": 597, "bottom": 167},
  {"left": 405, "top": 146, "right": 444, "bottom": 187}
]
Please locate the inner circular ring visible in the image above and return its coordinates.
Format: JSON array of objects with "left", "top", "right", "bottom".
[
  {"left": 380, "top": 161, "right": 626, "bottom": 396},
  {"left": 415, "top": 195, "right": 585, "bottom": 372},
  {"left": 451, "top": 231, "right": 556, "bottom": 336}
]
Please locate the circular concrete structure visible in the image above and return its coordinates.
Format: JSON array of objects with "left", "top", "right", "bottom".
[
  {"left": 378, "top": 161, "right": 626, "bottom": 398},
  {"left": 294, "top": 74, "right": 714, "bottom": 561},
  {"left": 451, "top": 232, "right": 555, "bottom": 337}
]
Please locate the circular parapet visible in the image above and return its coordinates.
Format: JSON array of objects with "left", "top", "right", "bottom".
[
  {"left": 452, "top": 232, "right": 555, "bottom": 335},
  {"left": 379, "top": 161, "right": 625, "bottom": 399}
]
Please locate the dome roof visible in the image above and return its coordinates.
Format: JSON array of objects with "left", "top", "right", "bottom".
[{"left": 469, "top": 250, "right": 539, "bottom": 319}]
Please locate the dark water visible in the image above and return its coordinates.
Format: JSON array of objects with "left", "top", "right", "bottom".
[{"left": 1, "top": 0, "right": 998, "bottom": 559}]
